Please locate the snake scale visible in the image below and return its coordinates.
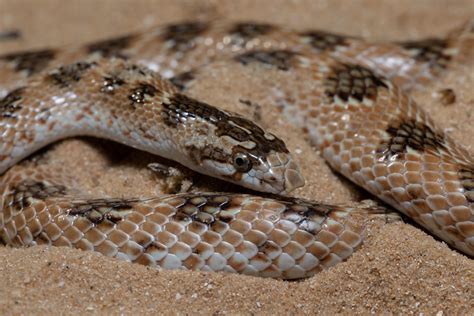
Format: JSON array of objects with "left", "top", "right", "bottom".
[{"left": 0, "top": 19, "right": 473, "bottom": 279}]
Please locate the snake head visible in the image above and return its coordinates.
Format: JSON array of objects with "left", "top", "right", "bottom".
[
  {"left": 197, "top": 132, "right": 305, "bottom": 195},
  {"left": 162, "top": 93, "right": 305, "bottom": 194}
]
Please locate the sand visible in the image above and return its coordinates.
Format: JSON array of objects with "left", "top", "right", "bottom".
[{"left": 0, "top": 0, "right": 473, "bottom": 314}]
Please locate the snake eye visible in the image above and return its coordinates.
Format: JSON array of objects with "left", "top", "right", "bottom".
[{"left": 233, "top": 153, "right": 252, "bottom": 173}]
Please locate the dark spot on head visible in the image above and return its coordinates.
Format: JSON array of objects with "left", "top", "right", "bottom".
[
  {"left": 101, "top": 75, "right": 126, "bottom": 94},
  {"left": 0, "top": 87, "right": 24, "bottom": 118},
  {"left": 186, "top": 145, "right": 229, "bottom": 165},
  {"left": 169, "top": 71, "right": 195, "bottom": 91},
  {"left": 377, "top": 119, "right": 449, "bottom": 161},
  {"left": 86, "top": 34, "right": 137, "bottom": 58},
  {"left": 299, "top": 30, "right": 351, "bottom": 52},
  {"left": 325, "top": 63, "right": 388, "bottom": 103},
  {"left": 128, "top": 83, "right": 158, "bottom": 106},
  {"left": 48, "top": 61, "right": 96, "bottom": 87},
  {"left": 399, "top": 38, "right": 451, "bottom": 71},
  {"left": 0, "top": 49, "right": 55, "bottom": 75},
  {"left": 235, "top": 49, "right": 298, "bottom": 71},
  {"left": 162, "top": 21, "right": 209, "bottom": 52},
  {"left": 11, "top": 180, "right": 67, "bottom": 208},
  {"left": 229, "top": 22, "right": 274, "bottom": 41},
  {"left": 162, "top": 93, "right": 288, "bottom": 164}
]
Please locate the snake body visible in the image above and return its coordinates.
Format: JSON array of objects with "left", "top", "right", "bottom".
[
  {"left": 0, "top": 19, "right": 473, "bottom": 279},
  {"left": 2, "top": 164, "right": 389, "bottom": 279}
]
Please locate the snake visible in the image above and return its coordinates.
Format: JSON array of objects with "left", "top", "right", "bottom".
[{"left": 0, "top": 19, "right": 473, "bottom": 279}]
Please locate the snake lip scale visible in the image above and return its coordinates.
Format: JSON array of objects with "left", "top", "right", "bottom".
[{"left": 0, "top": 19, "right": 473, "bottom": 279}]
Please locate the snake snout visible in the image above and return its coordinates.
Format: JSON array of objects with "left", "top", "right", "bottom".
[
  {"left": 263, "top": 152, "right": 305, "bottom": 194},
  {"left": 283, "top": 159, "right": 305, "bottom": 194}
]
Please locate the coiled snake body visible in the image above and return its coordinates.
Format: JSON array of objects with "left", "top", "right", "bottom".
[{"left": 0, "top": 20, "right": 473, "bottom": 279}]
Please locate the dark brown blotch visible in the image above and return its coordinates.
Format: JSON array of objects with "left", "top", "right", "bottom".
[
  {"left": 86, "top": 34, "right": 136, "bottom": 58},
  {"left": 325, "top": 63, "right": 388, "bottom": 103},
  {"left": 161, "top": 92, "right": 224, "bottom": 128},
  {"left": 11, "top": 180, "right": 67, "bottom": 208},
  {"left": 399, "top": 38, "right": 451, "bottom": 70},
  {"left": 0, "top": 49, "right": 55, "bottom": 75},
  {"left": 276, "top": 195, "right": 339, "bottom": 235},
  {"left": 49, "top": 61, "right": 96, "bottom": 87},
  {"left": 69, "top": 198, "right": 134, "bottom": 224},
  {"left": 101, "top": 75, "right": 126, "bottom": 94},
  {"left": 162, "top": 21, "right": 209, "bottom": 52},
  {"left": 300, "top": 30, "right": 350, "bottom": 52},
  {"left": 235, "top": 49, "right": 298, "bottom": 71},
  {"left": 0, "top": 87, "right": 24, "bottom": 118},
  {"left": 229, "top": 22, "right": 274, "bottom": 40},
  {"left": 128, "top": 83, "right": 158, "bottom": 106},
  {"left": 377, "top": 119, "right": 448, "bottom": 161},
  {"left": 172, "top": 193, "right": 235, "bottom": 226}
]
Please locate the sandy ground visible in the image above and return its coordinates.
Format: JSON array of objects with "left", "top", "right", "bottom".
[{"left": 0, "top": 0, "right": 473, "bottom": 314}]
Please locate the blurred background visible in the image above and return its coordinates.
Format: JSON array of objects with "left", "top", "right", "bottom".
[{"left": 1, "top": 0, "right": 473, "bottom": 54}]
